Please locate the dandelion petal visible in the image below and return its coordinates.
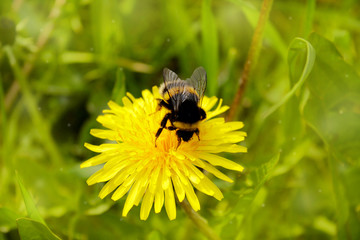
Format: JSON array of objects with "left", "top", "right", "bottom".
[
  {"left": 154, "top": 187, "right": 164, "bottom": 213},
  {"left": 165, "top": 182, "right": 176, "bottom": 220},
  {"left": 197, "top": 152, "right": 244, "bottom": 172},
  {"left": 140, "top": 190, "right": 154, "bottom": 220},
  {"left": 171, "top": 174, "right": 185, "bottom": 202},
  {"left": 183, "top": 179, "right": 200, "bottom": 211}
]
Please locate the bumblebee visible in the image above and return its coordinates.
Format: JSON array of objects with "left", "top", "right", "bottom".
[{"left": 155, "top": 67, "right": 207, "bottom": 147}]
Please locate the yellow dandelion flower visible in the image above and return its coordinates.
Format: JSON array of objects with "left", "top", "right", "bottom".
[{"left": 81, "top": 86, "right": 247, "bottom": 220}]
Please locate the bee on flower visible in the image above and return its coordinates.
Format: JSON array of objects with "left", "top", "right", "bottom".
[
  {"left": 81, "top": 67, "right": 247, "bottom": 220},
  {"left": 155, "top": 67, "right": 207, "bottom": 147}
]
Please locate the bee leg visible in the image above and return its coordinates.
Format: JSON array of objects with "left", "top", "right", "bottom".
[
  {"left": 157, "top": 99, "right": 171, "bottom": 111},
  {"left": 176, "top": 135, "right": 182, "bottom": 149},
  {"left": 165, "top": 126, "right": 177, "bottom": 131},
  {"left": 155, "top": 127, "right": 163, "bottom": 145},
  {"left": 155, "top": 113, "right": 171, "bottom": 147},
  {"left": 194, "top": 129, "right": 200, "bottom": 141},
  {"left": 151, "top": 99, "right": 171, "bottom": 116},
  {"left": 199, "top": 108, "right": 206, "bottom": 120}
]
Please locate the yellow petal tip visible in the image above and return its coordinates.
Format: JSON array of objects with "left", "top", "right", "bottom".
[{"left": 80, "top": 162, "right": 88, "bottom": 168}]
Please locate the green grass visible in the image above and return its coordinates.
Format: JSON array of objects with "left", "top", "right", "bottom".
[{"left": 1, "top": 0, "right": 360, "bottom": 239}]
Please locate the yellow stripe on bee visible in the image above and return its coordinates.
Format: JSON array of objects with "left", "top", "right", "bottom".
[
  {"left": 173, "top": 121, "right": 199, "bottom": 130},
  {"left": 163, "top": 86, "right": 198, "bottom": 100}
]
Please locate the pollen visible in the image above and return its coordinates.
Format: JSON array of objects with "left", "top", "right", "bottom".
[{"left": 81, "top": 86, "right": 247, "bottom": 220}]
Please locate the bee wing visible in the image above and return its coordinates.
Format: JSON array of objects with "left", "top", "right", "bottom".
[
  {"left": 163, "top": 68, "right": 180, "bottom": 83},
  {"left": 187, "top": 67, "right": 207, "bottom": 105},
  {"left": 163, "top": 67, "right": 180, "bottom": 97},
  {"left": 162, "top": 68, "right": 183, "bottom": 110}
]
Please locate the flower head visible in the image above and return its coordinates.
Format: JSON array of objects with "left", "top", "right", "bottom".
[{"left": 81, "top": 86, "right": 247, "bottom": 220}]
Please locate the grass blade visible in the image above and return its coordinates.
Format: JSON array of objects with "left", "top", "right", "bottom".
[
  {"left": 202, "top": 0, "right": 219, "bottom": 96},
  {"left": 16, "top": 172, "right": 46, "bottom": 226},
  {"left": 262, "top": 37, "right": 316, "bottom": 119}
]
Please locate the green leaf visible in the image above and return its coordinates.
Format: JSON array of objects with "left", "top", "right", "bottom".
[
  {"left": 250, "top": 153, "right": 280, "bottom": 191},
  {"left": 263, "top": 37, "right": 316, "bottom": 119},
  {"left": 0, "top": 208, "right": 21, "bottom": 232},
  {"left": 17, "top": 218, "right": 61, "bottom": 240},
  {"left": 112, "top": 67, "right": 126, "bottom": 104},
  {"left": 342, "top": 166, "right": 360, "bottom": 205},
  {"left": 16, "top": 173, "right": 46, "bottom": 226},
  {"left": 202, "top": 0, "right": 219, "bottom": 96},
  {"left": 0, "top": 17, "right": 16, "bottom": 45},
  {"left": 222, "top": 154, "right": 280, "bottom": 239},
  {"left": 305, "top": 33, "right": 360, "bottom": 161},
  {"left": 304, "top": 32, "right": 360, "bottom": 239},
  {"left": 272, "top": 140, "right": 312, "bottom": 177},
  {"left": 91, "top": 0, "right": 123, "bottom": 61}
]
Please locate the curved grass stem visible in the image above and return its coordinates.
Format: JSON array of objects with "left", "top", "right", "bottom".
[{"left": 227, "top": 0, "right": 274, "bottom": 121}]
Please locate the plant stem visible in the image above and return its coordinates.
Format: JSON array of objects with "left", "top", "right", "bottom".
[
  {"left": 304, "top": 0, "right": 316, "bottom": 37},
  {"left": 0, "top": 73, "right": 9, "bottom": 199},
  {"left": 5, "top": 0, "right": 66, "bottom": 111},
  {"left": 227, "top": 0, "right": 274, "bottom": 121},
  {"left": 180, "top": 200, "right": 221, "bottom": 240}
]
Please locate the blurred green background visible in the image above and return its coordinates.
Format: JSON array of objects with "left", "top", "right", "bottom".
[{"left": 1, "top": 0, "right": 360, "bottom": 239}]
